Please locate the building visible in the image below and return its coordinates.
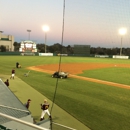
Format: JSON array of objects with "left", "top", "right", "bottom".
[{"left": 0, "top": 31, "right": 14, "bottom": 51}]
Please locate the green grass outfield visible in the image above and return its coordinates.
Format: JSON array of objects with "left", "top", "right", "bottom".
[{"left": 1, "top": 56, "right": 130, "bottom": 130}]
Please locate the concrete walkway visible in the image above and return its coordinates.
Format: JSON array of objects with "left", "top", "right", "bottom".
[{"left": 0, "top": 75, "right": 90, "bottom": 130}]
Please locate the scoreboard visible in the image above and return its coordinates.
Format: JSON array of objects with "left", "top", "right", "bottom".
[
  {"left": 19, "top": 41, "right": 37, "bottom": 52},
  {"left": 74, "top": 45, "right": 90, "bottom": 56}
]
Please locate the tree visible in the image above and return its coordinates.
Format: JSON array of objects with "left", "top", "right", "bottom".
[
  {"left": 0, "top": 45, "right": 6, "bottom": 52},
  {"left": 66, "top": 45, "right": 73, "bottom": 54},
  {"left": 36, "top": 44, "right": 45, "bottom": 52},
  {"left": 13, "top": 42, "right": 20, "bottom": 51},
  {"left": 52, "top": 43, "right": 62, "bottom": 54}
]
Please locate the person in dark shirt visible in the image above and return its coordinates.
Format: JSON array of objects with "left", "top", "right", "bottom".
[
  {"left": 4, "top": 79, "right": 9, "bottom": 87},
  {"left": 40, "top": 99, "right": 52, "bottom": 121},
  {"left": 16, "top": 62, "right": 19, "bottom": 68},
  {"left": 16, "top": 62, "right": 21, "bottom": 68},
  {"left": 25, "top": 99, "right": 31, "bottom": 109}
]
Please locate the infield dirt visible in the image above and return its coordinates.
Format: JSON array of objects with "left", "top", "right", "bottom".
[{"left": 28, "top": 63, "right": 130, "bottom": 90}]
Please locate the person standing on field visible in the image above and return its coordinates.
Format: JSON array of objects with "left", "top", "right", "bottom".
[
  {"left": 10, "top": 68, "right": 15, "bottom": 79},
  {"left": 25, "top": 99, "right": 31, "bottom": 109},
  {"left": 16, "top": 62, "right": 19, "bottom": 68},
  {"left": 40, "top": 99, "right": 52, "bottom": 121},
  {"left": 4, "top": 79, "right": 9, "bottom": 87}
]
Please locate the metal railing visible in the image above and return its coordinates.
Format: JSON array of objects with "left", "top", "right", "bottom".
[
  {"left": 0, "top": 104, "right": 30, "bottom": 113},
  {"left": 0, "top": 112, "right": 49, "bottom": 130}
]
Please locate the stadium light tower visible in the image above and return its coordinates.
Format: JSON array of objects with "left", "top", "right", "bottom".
[
  {"left": 119, "top": 28, "right": 127, "bottom": 56},
  {"left": 42, "top": 25, "right": 50, "bottom": 53},
  {"left": 27, "top": 30, "right": 31, "bottom": 40}
]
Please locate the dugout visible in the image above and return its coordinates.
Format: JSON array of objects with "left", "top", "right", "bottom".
[{"left": 73, "top": 45, "right": 90, "bottom": 56}]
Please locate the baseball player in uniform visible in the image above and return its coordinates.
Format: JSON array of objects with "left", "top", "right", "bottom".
[
  {"left": 25, "top": 99, "right": 31, "bottom": 109},
  {"left": 10, "top": 68, "right": 15, "bottom": 79},
  {"left": 40, "top": 99, "right": 52, "bottom": 121}
]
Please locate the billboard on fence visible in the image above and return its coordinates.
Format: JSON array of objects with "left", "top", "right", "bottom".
[{"left": 39, "top": 53, "right": 53, "bottom": 56}]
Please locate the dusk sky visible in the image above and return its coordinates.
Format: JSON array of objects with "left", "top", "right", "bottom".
[{"left": 1, "top": 0, "right": 130, "bottom": 47}]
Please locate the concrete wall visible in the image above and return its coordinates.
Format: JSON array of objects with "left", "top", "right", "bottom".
[{"left": 0, "top": 32, "right": 14, "bottom": 51}]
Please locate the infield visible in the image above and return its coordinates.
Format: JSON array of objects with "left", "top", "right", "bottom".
[{"left": 28, "top": 63, "right": 130, "bottom": 89}]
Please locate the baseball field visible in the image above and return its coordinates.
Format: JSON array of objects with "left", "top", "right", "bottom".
[{"left": 1, "top": 56, "right": 130, "bottom": 130}]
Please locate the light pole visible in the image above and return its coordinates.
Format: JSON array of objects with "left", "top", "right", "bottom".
[
  {"left": 27, "top": 30, "right": 31, "bottom": 40},
  {"left": 119, "top": 28, "right": 127, "bottom": 56},
  {"left": 42, "top": 25, "right": 49, "bottom": 53}
]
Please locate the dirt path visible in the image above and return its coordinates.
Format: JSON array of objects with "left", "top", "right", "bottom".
[{"left": 28, "top": 63, "right": 130, "bottom": 90}]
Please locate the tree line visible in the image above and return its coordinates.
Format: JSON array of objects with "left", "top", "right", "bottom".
[
  {"left": 1, "top": 42, "right": 130, "bottom": 56},
  {"left": 13, "top": 42, "right": 130, "bottom": 56}
]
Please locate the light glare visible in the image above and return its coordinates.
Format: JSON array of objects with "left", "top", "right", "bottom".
[
  {"left": 119, "top": 28, "right": 127, "bottom": 35},
  {"left": 42, "top": 25, "right": 50, "bottom": 32}
]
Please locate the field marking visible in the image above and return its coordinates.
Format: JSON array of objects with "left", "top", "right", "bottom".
[
  {"left": 69, "top": 74, "right": 130, "bottom": 89},
  {"left": 52, "top": 122, "right": 77, "bottom": 130}
]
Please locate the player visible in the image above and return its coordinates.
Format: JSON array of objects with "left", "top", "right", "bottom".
[
  {"left": 25, "top": 99, "right": 31, "bottom": 109},
  {"left": 16, "top": 62, "right": 19, "bottom": 68},
  {"left": 4, "top": 79, "right": 9, "bottom": 87},
  {"left": 10, "top": 68, "right": 15, "bottom": 79},
  {"left": 16, "top": 62, "right": 21, "bottom": 68},
  {"left": 40, "top": 99, "right": 52, "bottom": 121}
]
